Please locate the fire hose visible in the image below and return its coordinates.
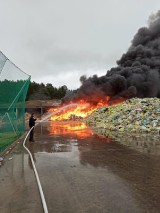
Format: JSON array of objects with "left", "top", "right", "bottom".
[{"left": 23, "top": 113, "right": 54, "bottom": 213}]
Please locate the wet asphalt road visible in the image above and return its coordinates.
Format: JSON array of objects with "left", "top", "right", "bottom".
[{"left": 1, "top": 120, "right": 160, "bottom": 213}]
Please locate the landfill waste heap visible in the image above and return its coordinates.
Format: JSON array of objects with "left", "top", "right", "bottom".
[{"left": 84, "top": 98, "right": 160, "bottom": 133}]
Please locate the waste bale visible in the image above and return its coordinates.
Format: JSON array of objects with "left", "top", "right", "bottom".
[{"left": 85, "top": 98, "right": 160, "bottom": 133}]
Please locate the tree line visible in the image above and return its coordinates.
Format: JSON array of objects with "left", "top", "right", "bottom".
[{"left": 26, "top": 81, "right": 68, "bottom": 100}]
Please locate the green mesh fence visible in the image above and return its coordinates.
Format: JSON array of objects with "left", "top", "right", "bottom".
[{"left": 0, "top": 51, "right": 31, "bottom": 152}]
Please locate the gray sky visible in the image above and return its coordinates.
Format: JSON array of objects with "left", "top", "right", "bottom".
[{"left": 0, "top": 0, "right": 159, "bottom": 89}]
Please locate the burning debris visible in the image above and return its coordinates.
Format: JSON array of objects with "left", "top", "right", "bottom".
[
  {"left": 51, "top": 11, "right": 160, "bottom": 124},
  {"left": 49, "top": 101, "right": 109, "bottom": 121},
  {"left": 85, "top": 98, "right": 160, "bottom": 133},
  {"left": 69, "top": 114, "right": 83, "bottom": 121},
  {"left": 63, "top": 11, "right": 160, "bottom": 104}
]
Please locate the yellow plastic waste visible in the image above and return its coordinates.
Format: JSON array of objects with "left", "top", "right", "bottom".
[{"left": 85, "top": 98, "right": 160, "bottom": 133}]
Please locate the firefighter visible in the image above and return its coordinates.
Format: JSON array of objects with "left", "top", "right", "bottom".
[{"left": 29, "top": 113, "right": 37, "bottom": 142}]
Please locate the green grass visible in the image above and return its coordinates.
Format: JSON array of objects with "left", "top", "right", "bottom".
[{"left": 0, "top": 133, "right": 20, "bottom": 152}]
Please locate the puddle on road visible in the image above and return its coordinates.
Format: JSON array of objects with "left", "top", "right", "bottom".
[
  {"left": 1, "top": 121, "right": 160, "bottom": 213},
  {"left": 33, "top": 120, "right": 160, "bottom": 156},
  {"left": 94, "top": 127, "right": 160, "bottom": 156},
  {"left": 31, "top": 121, "right": 111, "bottom": 154},
  {"left": 49, "top": 121, "right": 93, "bottom": 139},
  {"left": 25, "top": 121, "right": 160, "bottom": 212}
]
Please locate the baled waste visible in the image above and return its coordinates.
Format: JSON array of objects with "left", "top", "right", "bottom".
[{"left": 85, "top": 98, "right": 160, "bottom": 133}]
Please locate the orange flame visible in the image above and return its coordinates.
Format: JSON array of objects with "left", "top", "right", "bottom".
[
  {"left": 49, "top": 96, "right": 110, "bottom": 121},
  {"left": 48, "top": 96, "right": 125, "bottom": 140}
]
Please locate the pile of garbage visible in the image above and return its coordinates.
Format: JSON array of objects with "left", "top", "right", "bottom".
[{"left": 85, "top": 98, "right": 160, "bottom": 133}]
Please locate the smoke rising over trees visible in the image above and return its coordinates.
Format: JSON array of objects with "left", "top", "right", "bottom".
[{"left": 64, "top": 11, "right": 160, "bottom": 104}]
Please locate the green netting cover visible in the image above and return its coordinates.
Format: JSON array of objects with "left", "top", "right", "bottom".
[{"left": 0, "top": 51, "right": 31, "bottom": 152}]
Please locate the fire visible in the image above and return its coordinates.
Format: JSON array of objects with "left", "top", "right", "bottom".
[
  {"left": 49, "top": 96, "right": 110, "bottom": 121},
  {"left": 49, "top": 121, "right": 93, "bottom": 139},
  {"left": 47, "top": 96, "right": 125, "bottom": 140}
]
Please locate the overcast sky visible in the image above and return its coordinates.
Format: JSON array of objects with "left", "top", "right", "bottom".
[{"left": 0, "top": 0, "right": 160, "bottom": 89}]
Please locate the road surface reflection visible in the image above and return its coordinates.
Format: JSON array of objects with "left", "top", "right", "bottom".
[{"left": 25, "top": 121, "right": 160, "bottom": 212}]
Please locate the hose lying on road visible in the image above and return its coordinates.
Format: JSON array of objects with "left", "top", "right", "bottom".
[
  {"left": 23, "top": 111, "right": 59, "bottom": 212},
  {"left": 23, "top": 115, "right": 51, "bottom": 213}
]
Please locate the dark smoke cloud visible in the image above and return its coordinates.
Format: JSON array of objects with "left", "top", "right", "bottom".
[{"left": 64, "top": 11, "right": 160, "bottom": 104}]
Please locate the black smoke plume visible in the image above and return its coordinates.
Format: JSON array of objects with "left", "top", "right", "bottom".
[{"left": 64, "top": 11, "right": 160, "bottom": 104}]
